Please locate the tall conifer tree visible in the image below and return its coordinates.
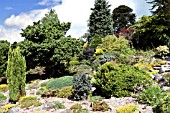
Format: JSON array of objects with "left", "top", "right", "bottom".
[
  {"left": 87, "top": 0, "right": 113, "bottom": 42},
  {"left": 6, "top": 47, "right": 26, "bottom": 102}
]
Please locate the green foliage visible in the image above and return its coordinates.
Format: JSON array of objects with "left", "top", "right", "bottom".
[
  {"left": 0, "top": 93, "right": 7, "bottom": 100},
  {"left": 57, "top": 86, "right": 73, "bottom": 98},
  {"left": 0, "top": 84, "right": 8, "bottom": 92},
  {"left": 0, "top": 40, "right": 10, "bottom": 77},
  {"left": 36, "top": 87, "right": 46, "bottom": 95},
  {"left": 94, "top": 48, "right": 104, "bottom": 58},
  {"left": 88, "top": 95, "right": 102, "bottom": 102},
  {"left": 21, "top": 9, "right": 71, "bottom": 42},
  {"left": 135, "top": 84, "right": 167, "bottom": 106},
  {"left": 116, "top": 104, "right": 139, "bottom": 113},
  {"left": 69, "top": 64, "right": 93, "bottom": 76},
  {"left": 155, "top": 45, "right": 169, "bottom": 59},
  {"left": 70, "top": 104, "right": 82, "bottom": 110},
  {"left": 6, "top": 47, "right": 26, "bottom": 102},
  {"left": 87, "top": 0, "right": 113, "bottom": 42},
  {"left": 89, "top": 34, "right": 102, "bottom": 49},
  {"left": 51, "top": 37, "right": 83, "bottom": 63},
  {"left": 73, "top": 73, "right": 92, "bottom": 100},
  {"left": 54, "top": 101, "right": 65, "bottom": 109},
  {"left": 98, "top": 35, "right": 129, "bottom": 53},
  {"left": 46, "top": 76, "right": 73, "bottom": 89},
  {"left": 19, "top": 9, "right": 82, "bottom": 76},
  {"left": 153, "top": 95, "right": 170, "bottom": 113},
  {"left": 147, "top": 0, "right": 167, "bottom": 15},
  {"left": 92, "top": 101, "right": 109, "bottom": 112},
  {"left": 69, "top": 61, "right": 80, "bottom": 66},
  {"left": 92, "top": 54, "right": 116, "bottom": 71},
  {"left": 94, "top": 62, "right": 152, "bottom": 97},
  {"left": 19, "top": 96, "right": 42, "bottom": 108},
  {"left": 41, "top": 88, "right": 59, "bottom": 97},
  {"left": 70, "top": 104, "right": 89, "bottom": 113},
  {"left": 112, "top": 5, "right": 136, "bottom": 33},
  {"left": 131, "top": 15, "right": 169, "bottom": 49}
]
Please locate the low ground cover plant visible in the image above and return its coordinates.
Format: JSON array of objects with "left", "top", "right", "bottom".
[
  {"left": 135, "top": 84, "right": 167, "bottom": 106},
  {"left": 116, "top": 104, "right": 139, "bottom": 113},
  {"left": 19, "top": 95, "right": 42, "bottom": 108},
  {"left": 46, "top": 76, "right": 73, "bottom": 89}
]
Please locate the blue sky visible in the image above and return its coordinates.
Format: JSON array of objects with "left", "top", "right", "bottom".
[{"left": 0, "top": 0, "right": 151, "bottom": 43}]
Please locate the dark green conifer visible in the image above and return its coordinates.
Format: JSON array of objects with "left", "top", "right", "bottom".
[{"left": 87, "top": 0, "right": 113, "bottom": 42}]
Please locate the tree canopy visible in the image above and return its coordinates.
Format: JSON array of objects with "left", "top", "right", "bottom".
[
  {"left": 0, "top": 40, "right": 10, "bottom": 77},
  {"left": 112, "top": 5, "right": 136, "bottom": 33},
  {"left": 87, "top": 0, "right": 113, "bottom": 42},
  {"left": 19, "top": 9, "right": 83, "bottom": 75}
]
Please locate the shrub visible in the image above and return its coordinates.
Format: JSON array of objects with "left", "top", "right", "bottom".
[
  {"left": 155, "top": 45, "right": 169, "bottom": 59},
  {"left": 54, "top": 101, "right": 65, "bottom": 109},
  {"left": 57, "top": 86, "right": 73, "bottom": 98},
  {"left": 41, "top": 88, "right": 59, "bottom": 98},
  {"left": 70, "top": 104, "right": 89, "bottom": 113},
  {"left": 135, "top": 84, "right": 167, "bottom": 106},
  {"left": 73, "top": 73, "right": 92, "bottom": 100},
  {"left": 70, "top": 104, "right": 82, "bottom": 110},
  {"left": 116, "top": 104, "right": 139, "bottom": 113},
  {"left": 89, "top": 34, "right": 102, "bottom": 49},
  {"left": 0, "top": 84, "right": 8, "bottom": 92},
  {"left": 0, "top": 93, "right": 7, "bottom": 100},
  {"left": 94, "top": 49, "right": 104, "bottom": 59},
  {"left": 98, "top": 35, "right": 129, "bottom": 53},
  {"left": 36, "top": 87, "right": 46, "bottom": 95},
  {"left": 69, "top": 61, "right": 80, "bottom": 66},
  {"left": 19, "top": 95, "right": 42, "bottom": 108},
  {"left": 153, "top": 95, "right": 170, "bottom": 113},
  {"left": 94, "top": 62, "right": 152, "bottom": 97},
  {"left": 92, "top": 101, "right": 109, "bottom": 112},
  {"left": 46, "top": 76, "right": 73, "bottom": 89},
  {"left": 4, "top": 104, "right": 15, "bottom": 112}
]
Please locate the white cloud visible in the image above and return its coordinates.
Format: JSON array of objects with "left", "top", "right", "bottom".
[
  {"left": 0, "top": 26, "right": 23, "bottom": 43},
  {"left": 4, "top": 7, "right": 13, "bottom": 10},
  {"left": 0, "top": 0, "right": 151, "bottom": 43},
  {"left": 4, "top": 9, "right": 49, "bottom": 29},
  {"left": 38, "top": 0, "right": 62, "bottom": 6}
]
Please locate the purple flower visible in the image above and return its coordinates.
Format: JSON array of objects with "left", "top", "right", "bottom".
[{"left": 137, "top": 86, "right": 143, "bottom": 91}]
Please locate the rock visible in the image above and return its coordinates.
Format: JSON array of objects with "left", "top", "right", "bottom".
[
  {"left": 59, "top": 109, "right": 73, "bottom": 113},
  {"left": 153, "top": 74, "right": 163, "bottom": 81},
  {"left": 9, "top": 107, "right": 21, "bottom": 113},
  {"left": 162, "top": 86, "right": 170, "bottom": 91}
]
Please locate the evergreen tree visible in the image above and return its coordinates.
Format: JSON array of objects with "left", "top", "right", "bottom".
[
  {"left": 147, "top": 0, "right": 166, "bottom": 15},
  {"left": 112, "top": 5, "right": 136, "bottom": 33},
  {"left": 6, "top": 47, "right": 26, "bottom": 102},
  {"left": 87, "top": 0, "right": 113, "bottom": 42}
]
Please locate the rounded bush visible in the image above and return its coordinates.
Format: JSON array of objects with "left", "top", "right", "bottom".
[
  {"left": 57, "top": 86, "right": 73, "bottom": 98},
  {"left": 116, "top": 104, "right": 139, "bottom": 113},
  {"left": 94, "top": 62, "right": 152, "bottom": 97},
  {"left": 72, "top": 73, "right": 92, "bottom": 100},
  {"left": 46, "top": 76, "right": 73, "bottom": 89}
]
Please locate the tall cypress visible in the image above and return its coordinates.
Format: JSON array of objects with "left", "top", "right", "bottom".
[
  {"left": 87, "top": 0, "right": 113, "bottom": 42},
  {"left": 6, "top": 47, "right": 26, "bottom": 102}
]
